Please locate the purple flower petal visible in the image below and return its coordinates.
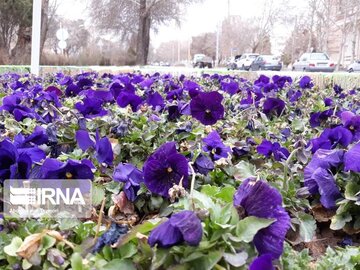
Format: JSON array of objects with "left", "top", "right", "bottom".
[
  {"left": 190, "top": 91, "right": 224, "bottom": 125},
  {"left": 143, "top": 142, "right": 189, "bottom": 198},
  {"left": 148, "top": 221, "right": 183, "bottom": 248},
  {"left": 344, "top": 143, "right": 360, "bottom": 172},
  {"left": 233, "top": 179, "right": 290, "bottom": 259},
  {"left": 312, "top": 168, "right": 342, "bottom": 209},
  {"left": 249, "top": 254, "right": 274, "bottom": 270},
  {"left": 76, "top": 130, "right": 95, "bottom": 151}
]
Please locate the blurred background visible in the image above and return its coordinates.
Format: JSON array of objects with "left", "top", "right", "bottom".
[{"left": 0, "top": 0, "right": 359, "bottom": 69}]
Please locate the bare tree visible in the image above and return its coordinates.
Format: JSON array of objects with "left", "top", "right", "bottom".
[
  {"left": 0, "top": 0, "right": 32, "bottom": 64},
  {"left": 89, "top": 0, "right": 202, "bottom": 65},
  {"left": 190, "top": 32, "right": 216, "bottom": 59},
  {"left": 220, "top": 16, "right": 254, "bottom": 58},
  {"left": 249, "top": 0, "right": 278, "bottom": 53}
]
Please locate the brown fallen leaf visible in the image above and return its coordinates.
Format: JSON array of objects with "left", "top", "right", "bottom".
[
  {"left": 112, "top": 191, "right": 135, "bottom": 214},
  {"left": 16, "top": 233, "right": 42, "bottom": 259},
  {"left": 311, "top": 204, "right": 335, "bottom": 223},
  {"left": 45, "top": 230, "right": 75, "bottom": 249}
]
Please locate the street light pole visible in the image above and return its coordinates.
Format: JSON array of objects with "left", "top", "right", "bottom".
[
  {"left": 215, "top": 22, "right": 220, "bottom": 67},
  {"left": 31, "top": 0, "right": 42, "bottom": 75}
]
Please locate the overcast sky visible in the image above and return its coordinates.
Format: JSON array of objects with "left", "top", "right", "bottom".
[{"left": 55, "top": 0, "right": 308, "bottom": 54}]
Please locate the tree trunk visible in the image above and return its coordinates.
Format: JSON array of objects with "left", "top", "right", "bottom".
[
  {"left": 11, "top": 25, "right": 32, "bottom": 64},
  {"left": 135, "top": 0, "right": 151, "bottom": 65},
  {"left": 336, "top": 0, "right": 349, "bottom": 70},
  {"left": 350, "top": 5, "right": 359, "bottom": 62},
  {"left": 40, "top": 0, "right": 50, "bottom": 61},
  {"left": 307, "top": 0, "right": 316, "bottom": 52}
]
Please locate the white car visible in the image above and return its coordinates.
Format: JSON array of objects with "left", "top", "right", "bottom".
[
  {"left": 292, "top": 52, "right": 335, "bottom": 72},
  {"left": 347, "top": 61, "right": 360, "bottom": 72},
  {"left": 235, "top": 53, "right": 259, "bottom": 70}
]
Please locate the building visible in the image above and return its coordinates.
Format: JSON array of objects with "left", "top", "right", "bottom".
[{"left": 328, "top": 0, "right": 360, "bottom": 66}]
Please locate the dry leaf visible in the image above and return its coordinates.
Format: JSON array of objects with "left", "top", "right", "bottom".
[
  {"left": 45, "top": 230, "right": 75, "bottom": 249},
  {"left": 16, "top": 233, "right": 42, "bottom": 259}
]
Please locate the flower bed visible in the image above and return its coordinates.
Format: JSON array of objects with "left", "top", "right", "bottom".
[{"left": 0, "top": 71, "right": 359, "bottom": 269}]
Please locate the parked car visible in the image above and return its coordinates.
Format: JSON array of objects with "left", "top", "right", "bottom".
[
  {"left": 249, "top": 55, "right": 282, "bottom": 71},
  {"left": 347, "top": 60, "right": 360, "bottom": 72},
  {"left": 227, "top": 55, "right": 241, "bottom": 70},
  {"left": 292, "top": 52, "right": 335, "bottom": 72},
  {"left": 193, "top": 54, "right": 213, "bottom": 68},
  {"left": 235, "top": 53, "right": 259, "bottom": 70}
]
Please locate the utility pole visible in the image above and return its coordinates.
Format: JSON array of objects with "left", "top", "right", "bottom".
[
  {"left": 31, "top": 0, "right": 42, "bottom": 75},
  {"left": 215, "top": 22, "right": 220, "bottom": 67},
  {"left": 177, "top": 40, "right": 181, "bottom": 62}
]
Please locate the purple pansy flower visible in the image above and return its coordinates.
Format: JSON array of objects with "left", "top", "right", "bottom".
[
  {"left": 287, "top": 89, "right": 302, "bottom": 103},
  {"left": 344, "top": 142, "right": 360, "bottom": 172},
  {"left": 146, "top": 91, "right": 165, "bottom": 110},
  {"left": 190, "top": 91, "right": 225, "bottom": 125},
  {"left": 40, "top": 158, "right": 94, "bottom": 180},
  {"left": 254, "top": 75, "right": 270, "bottom": 85},
  {"left": 183, "top": 80, "right": 201, "bottom": 98},
  {"left": 193, "top": 154, "right": 214, "bottom": 175},
  {"left": 0, "top": 94, "right": 37, "bottom": 121},
  {"left": 148, "top": 210, "right": 202, "bottom": 248},
  {"left": 113, "top": 163, "right": 144, "bottom": 201},
  {"left": 299, "top": 76, "right": 314, "bottom": 89},
  {"left": 249, "top": 254, "right": 274, "bottom": 270},
  {"left": 341, "top": 111, "right": 360, "bottom": 141},
  {"left": 202, "top": 131, "right": 231, "bottom": 161},
  {"left": 309, "top": 126, "right": 353, "bottom": 153},
  {"left": 75, "top": 130, "right": 114, "bottom": 165},
  {"left": 233, "top": 179, "right": 290, "bottom": 259},
  {"left": 309, "top": 109, "right": 333, "bottom": 128},
  {"left": 75, "top": 98, "right": 108, "bottom": 118},
  {"left": 333, "top": 84, "right": 343, "bottom": 94},
  {"left": 65, "top": 83, "right": 81, "bottom": 97},
  {"left": 116, "top": 92, "right": 142, "bottom": 112},
  {"left": 257, "top": 140, "right": 289, "bottom": 161},
  {"left": 80, "top": 89, "right": 114, "bottom": 103},
  {"left": 263, "top": 98, "right": 285, "bottom": 117},
  {"left": 143, "top": 142, "right": 189, "bottom": 198},
  {"left": 221, "top": 80, "right": 239, "bottom": 96},
  {"left": 272, "top": 75, "right": 292, "bottom": 89},
  {"left": 0, "top": 139, "right": 32, "bottom": 182},
  {"left": 304, "top": 149, "right": 343, "bottom": 208},
  {"left": 15, "top": 126, "right": 49, "bottom": 147},
  {"left": 324, "top": 98, "right": 333, "bottom": 107}
]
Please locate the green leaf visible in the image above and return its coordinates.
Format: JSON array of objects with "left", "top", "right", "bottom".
[
  {"left": 70, "top": 253, "right": 84, "bottom": 270},
  {"left": 102, "top": 259, "right": 136, "bottom": 270},
  {"left": 191, "top": 250, "right": 223, "bottom": 270},
  {"left": 292, "top": 118, "right": 305, "bottom": 132},
  {"left": 345, "top": 182, "right": 360, "bottom": 201},
  {"left": 223, "top": 251, "right": 248, "bottom": 267},
  {"left": 152, "top": 248, "right": 169, "bottom": 270},
  {"left": 297, "top": 213, "right": 316, "bottom": 242},
  {"left": 92, "top": 184, "right": 106, "bottom": 206},
  {"left": 214, "top": 186, "right": 236, "bottom": 203},
  {"left": 105, "top": 182, "right": 122, "bottom": 194},
  {"left": 233, "top": 161, "right": 256, "bottom": 181},
  {"left": 4, "top": 236, "right": 23, "bottom": 257},
  {"left": 40, "top": 235, "right": 56, "bottom": 254},
  {"left": 58, "top": 218, "right": 80, "bottom": 231},
  {"left": 119, "top": 243, "right": 137, "bottom": 259},
  {"left": 201, "top": 185, "right": 220, "bottom": 197},
  {"left": 235, "top": 216, "right": 276, "bottom": 243},
  {"left": 22, "top": 259, "right": 33, "bottom": 270},
  {"left": 119, "top": 218, "right": 163, "bottom": 246},
  {"left": 330, "top": 213, "right": 352, "bottom": 230}
]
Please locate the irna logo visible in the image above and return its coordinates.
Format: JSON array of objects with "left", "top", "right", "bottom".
[{"left": 4, "top": 179, "right": 92, "bottom": 218}]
